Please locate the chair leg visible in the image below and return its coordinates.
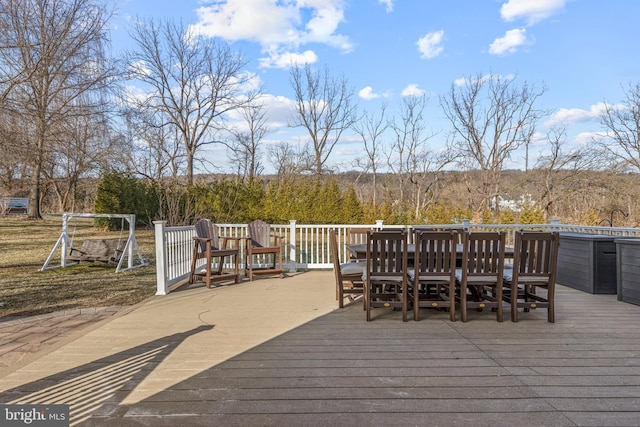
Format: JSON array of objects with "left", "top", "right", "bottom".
[
  {"left": 244, "top": 252, "right": 248, "bottom": 278},
  {"left": 247, "top": 253, "right": 253, "bottom": 281},
  {"left": 460, "top": 284, "right": 468, "bottom": 322},
  {"left": 204, "top": 254, "right": 212, "bottom": 289},
  {"left": 401, "top": 282, "right": 408, "bottom": 322},
  {"left": 548, "top": 286, "right": 555, "bottom": 323},
  {"left": 233, "top": 253, "right": 240, "bottom": 283},
  {"left": 365, "top": 282, "right": 371, "bottom": 321},
  {"left": 449, "top": 285, "right": 456, "bottom": 322},
  {"left": 496, "top": 285, "right": 503, "bottom": 322},
  {"left": 189, "top": 245, "right": 198, "bottom": 284},
  {"left": 511, "top": 284, "right": 519, "bottom": 322},
  {"left": 216, "top": 255, "right": 224, "bottom": 276},
  {"left": 413, "top": 284, "right": 420, "bottom": 322}
]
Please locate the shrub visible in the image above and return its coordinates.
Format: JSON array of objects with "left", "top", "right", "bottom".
[{"left": 94, "top": 172, "right": 159, "bottom": 228}]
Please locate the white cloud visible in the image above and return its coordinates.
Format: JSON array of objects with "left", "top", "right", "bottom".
[
  {"left": 225, "top": 93, "right": 297, "bottom": 134},
  {"left": 378, "top": 0, "right": 394, "bottom": 13},
  {"left": 500, "top": 0, "right": 566, "bottom": 25},
  {"left": 190, "top": 0, "right": 352, "bottom": 69},
  {"left": 453, "top": 77, "right": 468, "bottom": 87},
  {"left": 229, "top": 70, "right": 263, "bottom": 94},
  {"left": 530, "top": 131, "right": 548, "bottom": 147},
  {"left": 573, "top": 131, "right": 605, "bottom": 146},
  {"left": 259, "top": 49, "right": 318, "bottom": 69},
  {"left": 129, "top": 60, "right": 151, "bottom": 77},
  {"left": 401, "top": 83, "right": 426, "bottom": 97},
  {"left": 359, "top": 86, "right": 380, "bottom": 100},
  {"left": 257, "top": 94, "right": 297, "bottom": 129},
  {"left": 453, "top": 73, "right": 514, "bottom": 87},
  {"left": 417, "top": 30, "right": 444, "bottom": 59},
  {"left": 545, "top": 102, "right": 611, "bottom": 126},
  {"left": 191, "top": 0, "right": 296, "bottom": 45},
  {"left": 488, "top": 28, "right": 530, "bottom": 56}
]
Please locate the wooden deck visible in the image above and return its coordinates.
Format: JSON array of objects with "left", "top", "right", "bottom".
[
  {"left": 3, "top": 275, "right": 640, "bottom": 426},
  {"left": 97, "top": 285, "right": 640, "bottom": 426}
]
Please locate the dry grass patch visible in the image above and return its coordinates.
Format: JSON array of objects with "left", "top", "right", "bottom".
[{"left": 0, "top": 216, "right": 157, "bottom": 318}]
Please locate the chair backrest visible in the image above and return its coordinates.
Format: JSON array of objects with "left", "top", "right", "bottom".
[
  {"left": 512, "top": 231, "right": 559, "bottom": 283},
  {"left": 412, "top": 226, "right": 465, "bottom": 244},
  {"left": 329, "top": 229, "right": 341, "bottom": 271},
  {"left": 194, "top": 219, "right": 221, "bottom": 251},
  {"left": 414, "top": 229, "right": 457, "bottom": 280},
  {"left": 347, "top": 227, "right": 374, "bottom": 245},
  {"left": 462, "top": 231, "right": 506, "bottom": 280},
  {"left": 366, "top": 230, "right": 408, "bottom": 279},
  {"left": 247, "top": 220, "right": 272, "bottom": 248}
]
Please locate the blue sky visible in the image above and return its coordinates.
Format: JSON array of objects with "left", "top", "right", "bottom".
[{"left": 109, "top": 0, "right": 640, "bottom": 173}]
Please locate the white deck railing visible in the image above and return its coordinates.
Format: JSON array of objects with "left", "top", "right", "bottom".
[{"left": 153, "top": 219, "right": 640, "bottom": 295}]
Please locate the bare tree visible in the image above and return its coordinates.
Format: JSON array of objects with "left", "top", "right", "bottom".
[
  {"left": 0, "top": 109, "right": 28, "bottom": 195},
  {"left": 440, "top": 73, "right": 545, "bottom": 216},
  {"left": 598, "top": 82, "right": 640, "bottom": 171},
  {"left": 121, "top": 105, "right": 185, "bottom": 181},
  {"left": 532, "top": 126, "right": 597, "bottom": 220},
  {"left": 386, "top": 95, "right": 451, "bottom": 221},
  {"left": 228, "top": 102, "right": 267, "bottom": 181},
  {"left": 352, "top": 104, "right": 388, "bottom": 205},
  {"left": 125, "top": 18, "right": 257, "bottom": 185},
  {"left": 0, "top": 0, "right": 115, "bottom": 218},
  {"left": 44, "top": 111, "right": 120, "bottom": 212},
  {"left": 289, "top": 63, "right": 357, "bottom": 175},
  {"left": 268, "top": 142, "right": 312, "bottom": 179}
]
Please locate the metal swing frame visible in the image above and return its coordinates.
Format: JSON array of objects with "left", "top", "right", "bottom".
[{"left": 41, "top": 213, "right": 147, "bottom": 273}]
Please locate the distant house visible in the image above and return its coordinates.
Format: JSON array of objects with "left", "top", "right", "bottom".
[{"left": 492, "top": 194, "right": 535, "bottom": 212}]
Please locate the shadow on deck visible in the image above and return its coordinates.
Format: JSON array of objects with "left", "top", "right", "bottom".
[{"left": 2, "top": 271, "right": 640, "bottom": 426}]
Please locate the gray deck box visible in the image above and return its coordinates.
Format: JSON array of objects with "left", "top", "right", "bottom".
[
  {"left": 556, "top": 233, "right": 617, "bottom": 294},
  {"left": 616, "top": 238, "right": 640, "bottom": 305}
]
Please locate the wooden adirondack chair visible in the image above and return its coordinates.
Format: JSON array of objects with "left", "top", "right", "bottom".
[
  {"left": 245, "top": 220, "right": 284, "bottom": 281},
  {"left": 189, "top": 219, "right": 240, "bottom": 288}
]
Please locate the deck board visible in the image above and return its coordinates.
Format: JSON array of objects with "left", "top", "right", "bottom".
[
  {"left": 98, "top": 285, "right": 640, "bottom": 426},
  {"left": 6, "top": 277, "right": 640, "bottom": 426}
]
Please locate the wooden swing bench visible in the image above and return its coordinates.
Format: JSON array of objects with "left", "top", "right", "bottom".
[{"left": 67, "top": 239, "right": 124, "bottom": 263}]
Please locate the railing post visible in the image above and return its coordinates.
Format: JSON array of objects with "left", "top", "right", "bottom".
[
  {"left": 289, "top": 220, "right": 297, "bottom": 273},
  {"left": 376, "top": 219, "right": 384, "bottom": 230},
  {"left": 154, "top": 220, "right": 169, "bottom": 295},
  {"left": 462, "top": 219, "right": 470, "bottom": 229},
  {"left": 549, "top": 218, "right": 561, "bottom": 232}
]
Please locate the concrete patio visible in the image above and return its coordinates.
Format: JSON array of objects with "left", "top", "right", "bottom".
[{"left": 2, "top": 270, "right": 640, "bottom": 426}]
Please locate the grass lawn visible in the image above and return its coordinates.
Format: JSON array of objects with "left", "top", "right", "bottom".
[{"left": 0, "top": 215, "right": 157, "bottom": 318}]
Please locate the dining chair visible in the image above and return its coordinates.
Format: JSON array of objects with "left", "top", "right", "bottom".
[
  {"left": 330, "top": 229, "right": 365, "bottom": 308},
  {"left": 457, "top": 231, "right": 506, "bottom": 322},
  {"left": 245, "top": 219, "right": 284, "bottom": 281},
  {"left": 189, "top": 219, "right": 240, "bottom": 288},
  {"left": 409, "top": 229, "right": 458, "bottom": 321},
  {"left": 365, "top": 229, "right": 409, "bottom": 321},
  {"left": 503, "top": 231, "right": 559, "bottom": 322},
  {"left": 347, "top": 227, "right": 374, "bottom": 261}
]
